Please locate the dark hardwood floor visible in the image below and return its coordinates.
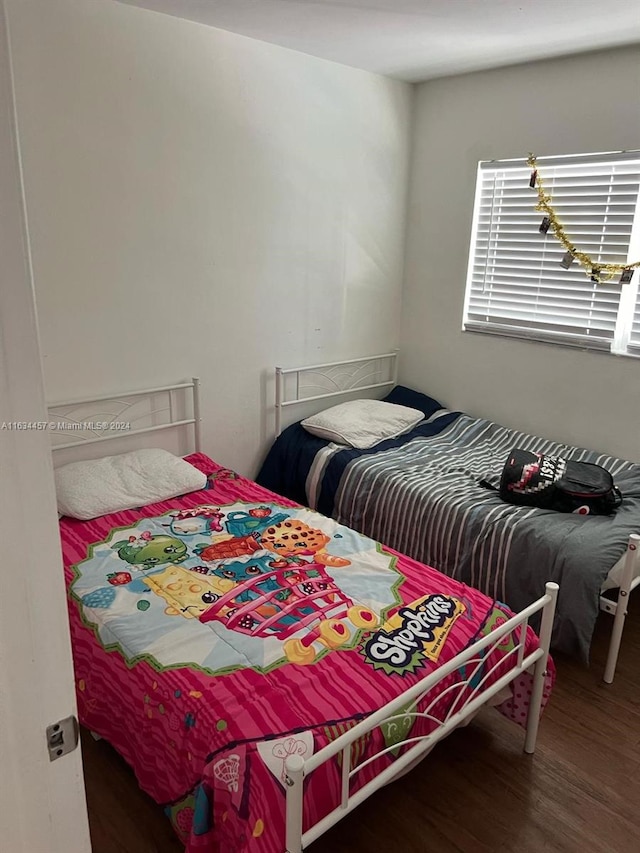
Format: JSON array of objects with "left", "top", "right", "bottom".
[{"left": 82, "top": 596, "right": 640, "bottom": 853}]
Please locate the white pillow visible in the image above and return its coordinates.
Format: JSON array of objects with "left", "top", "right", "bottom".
[
  {"left": 55, "top": 448, "right": 207, "bottom": 520},
  {"left": 301, "top": 399, "right": 423, "bottom": 449}
]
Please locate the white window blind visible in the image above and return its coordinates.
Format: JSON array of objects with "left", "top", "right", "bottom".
[
  {"left": 628, "top": 293, "right": 640, "bottom": 355},
  {"left": 463, "top": 151, "right": 640, "bottom": 354}
]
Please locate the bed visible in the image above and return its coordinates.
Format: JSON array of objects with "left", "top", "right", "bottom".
[
  {"left": 257, "top": 353, "right": 640, "bottom": 682},
  {"left": 51, "top": 379, "right": 556, "bottom": 853}
]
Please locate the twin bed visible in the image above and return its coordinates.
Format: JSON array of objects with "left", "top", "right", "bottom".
[
  {"left": 258, "top": 353, "right": 640, "bottom": 682},
  {"left": 51, "top": 378, "right": 556, "bottom": 853}
]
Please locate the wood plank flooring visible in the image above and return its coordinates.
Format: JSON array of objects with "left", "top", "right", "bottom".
[{"left": 82, "top": 596, "right": 640, "bottom": 853}]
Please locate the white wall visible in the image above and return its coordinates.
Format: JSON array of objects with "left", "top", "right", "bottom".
[
  {"left": 6, "top": 0, "right": 412, "bottom": 476},
  {"left": 401, "top": 46, "right": 640, "bottom": 461}
]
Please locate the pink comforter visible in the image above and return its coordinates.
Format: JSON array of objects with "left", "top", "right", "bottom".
[{"left": 60, "top": 453, "right": 554, "bottom": 852}]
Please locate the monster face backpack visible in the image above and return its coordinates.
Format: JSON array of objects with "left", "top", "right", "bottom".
[{"left": 499, "top": 449, "right": 623, "bottom": 515}]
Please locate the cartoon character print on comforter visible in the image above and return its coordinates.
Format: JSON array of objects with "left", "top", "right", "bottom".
[
  {"left": 71, "top": 501, "right": 402, "bottom": 675},
  {"left": 64, "top": 457, "right": 554, "bottom": 853}
]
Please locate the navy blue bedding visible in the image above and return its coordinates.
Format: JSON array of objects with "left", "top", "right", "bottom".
[{"left": 257, "top": 386, "right": 457, "bottom": 513}]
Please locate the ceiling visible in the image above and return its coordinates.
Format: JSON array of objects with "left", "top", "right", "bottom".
[{"left": 117, "top": 0, "right": 640, "bottom": 82}]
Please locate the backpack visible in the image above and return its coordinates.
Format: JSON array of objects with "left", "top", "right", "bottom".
[{"left": 498, "top": 448, "right": 622, "bottom": 516}]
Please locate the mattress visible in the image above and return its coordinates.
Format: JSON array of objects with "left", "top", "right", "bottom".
[{"left": 61, "top": 453, "right": 554, "bottom": 852}]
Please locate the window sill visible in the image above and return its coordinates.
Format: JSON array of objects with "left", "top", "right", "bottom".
[{"left": 462, "top": 325, "right": 640, "bottom": 360}]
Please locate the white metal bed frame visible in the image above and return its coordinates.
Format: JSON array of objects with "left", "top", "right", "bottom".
[
  {"left": 285, "top": 581, "right": 558, "bottom": 852},
  {"left": 48, "top": 378, "right": 202, "bottom": 455},
  {"left": 275, "top": 351, "right": 398, "bottom": 437},
  {"left": 274, "top": 353, "right": 640, "bottom": 684},
  {"left": 600, "top": 535, "right": 640, "bottom": 682},
  {"left": 48, "top": 375, "right": 560, "bottom": 852}
]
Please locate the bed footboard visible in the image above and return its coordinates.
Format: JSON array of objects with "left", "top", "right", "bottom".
[
  {"left": 285, "top": 581, "right": 558, "bottom": 853},
  {"left": 601, "top": 533, "right": 640, "bottom": 683}
]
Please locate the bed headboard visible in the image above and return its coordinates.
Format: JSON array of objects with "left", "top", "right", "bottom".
[
  {"left": 275, "top": 352, "right": 398, "bottom": 436},
  {"left": 48, "top": 378, "right": 201, "bottom": 465}
]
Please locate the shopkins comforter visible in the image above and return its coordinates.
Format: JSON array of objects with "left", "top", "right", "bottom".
[{"left": 60, "top": 453, "right": 554, "bottom": 853}]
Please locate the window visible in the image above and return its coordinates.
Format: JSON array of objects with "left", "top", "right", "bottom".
[{"left": 463, "top": 151, "right": 640, "bottom": 355}]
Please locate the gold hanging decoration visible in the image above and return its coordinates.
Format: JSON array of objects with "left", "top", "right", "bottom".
[{"left": 527, "top": 154, "right": 640, "bottom": 284}]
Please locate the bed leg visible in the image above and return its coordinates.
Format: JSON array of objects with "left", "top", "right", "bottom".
[
  {"left": 524, "top": 582, "right": 558, "bottom": 755},
  {"left": 603, "top": 533, "right": 639, "bottom": 684},
  {"left": 284, "top": 754, "right": 305, "bottom": 853},
  {"left": 604, "top": 606, "right": 626, "bottom": 685}
]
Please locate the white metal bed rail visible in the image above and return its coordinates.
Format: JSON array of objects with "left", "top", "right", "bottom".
[
  {"left": 284, "top": 581, "right": 559, "bottom": 852},
  {"left": 48, "top": 378, "right": 202, "bottom": 453},
  {"left": 275, "top": 352, "right": 398, "bottom": 436},
  {"left": 600, "top": 532, "right": 640, "bottom": 683}
]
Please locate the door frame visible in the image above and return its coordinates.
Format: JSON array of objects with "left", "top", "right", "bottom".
[{"left": 0, "top": 2, "right": 91, "bottom": 850}]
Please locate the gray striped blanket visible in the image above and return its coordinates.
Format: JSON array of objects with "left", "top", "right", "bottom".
[{"left": 308, "top": 414, "right": 640, "bottom": 660}]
